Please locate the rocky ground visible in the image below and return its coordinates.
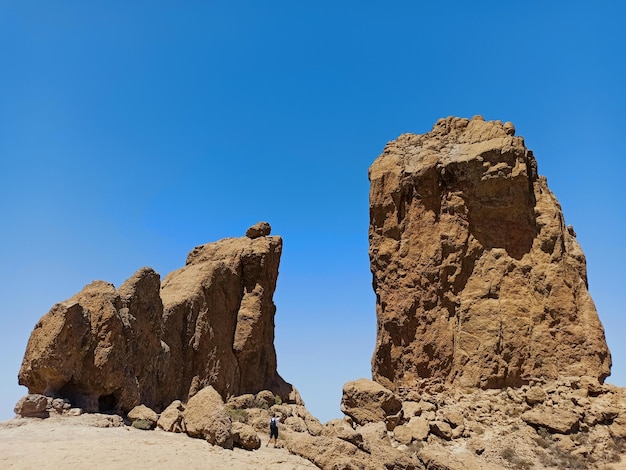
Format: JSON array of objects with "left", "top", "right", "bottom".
[{"left": 8, "top": 374, "right": 626, "bottom": 470}]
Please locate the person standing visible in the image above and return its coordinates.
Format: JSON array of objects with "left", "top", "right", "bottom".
[{"left": 267, "top": 414, "right": 281, "bottom": 447}]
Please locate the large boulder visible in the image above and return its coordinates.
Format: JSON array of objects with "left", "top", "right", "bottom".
[
  {"left": 368, "top": 116, "right": 611, "bottom": 392},
  {"left": 340, "top": 378, "right": 401, "bottom": 425},
  {"left": 231, "top": 422, "right": 261, "bottom": 450},
  {"left": 183, "top": 386, "right": 233, "bottom": 449},
  {"left": 14, "top": 394, "right": 50, "bottom": 418},
  {"left": 127, "top": 404, "right": 158, "bottom": 430}
]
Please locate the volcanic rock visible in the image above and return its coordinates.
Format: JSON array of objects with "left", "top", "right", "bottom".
[
  {"left": 127, "top": 404, "right": 158, "bottom": 430},
  {"left": 159, "top": 231, "right": 295, "bottom": 404},
  {"left": 368, "top": 116, "right": 611, "bottom": 392},
  {"left": 18, "top": 224, "right": 297, "bottom": 413},
  {"left": 231, "top": 422, "right": 261, "bottom": 450},
  {"left": 18, "top": 268, "right": 165, "bottom": 412},
  {"left": 14, "top": 394, "right": 50, "bottom": 418},
  {"left": 183, "top": 385, "right": 233, "bottom": 449},
  {"left": 157, "top": 400, "right": 185, "bottom": 433},
  {"left": 340, "top": 378, "right": 402, "bottom": 426}
]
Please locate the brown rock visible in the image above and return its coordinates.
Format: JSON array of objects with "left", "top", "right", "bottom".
[
  {"left": 226, "top": 394, "right": 256, "bottom": 409},
  {"left": 525, "top": 386, "right": 547, "bottom": 405},
  {"left": 323, "top": 419, "right": 370, "bottom": 453},
  {"left": 394, "top": 416, "right": 430, "bottom": 444},
  {"left": 369, "top": 117, "right": 611, "bottom": 392},
  {"left": 231, "top": 422, "right": 261, "bottom": 450},
  {"left": 609, "top": 414, "right": 626, "bottom": 439},
  {"left": 18, "top": 268, "right": 165, "bottom": 413},
  {"left": 19, "top": 229, "right": 298, "bottom": 413},
  {"left": 183, "top": 386, "right": 233, "bottom": 449},
  {"left": 340, "top": 378, "right": 402, "bottom": 425},
  {"left": 157, "top": 400, "right": 185, "bottom": 433},
  {"left": 245, "top": 221, "right": 272, "bottom": 239},
  {"left": 521, "top": 406, "right": 579, "bottom": 434},
  {"left": 430, "top": 420, "right": 453, "bottom": 440},
  {"left": 14, "top": 394, "right": 50, "bottom": 418},
  {"left": 285, "top": 431, "right": 420, "bottom": 470},
  {"left": 127, "top": 404, "right": 158, "bottom": 429},
  {"left": 402, "top": 401, "right": 421, "bottom": 419},
  {"left": 160, "top": 234, "right": 296, "bottom": 404}
]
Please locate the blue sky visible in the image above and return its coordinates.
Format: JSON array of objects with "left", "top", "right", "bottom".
[{"left": 1, "top": 2, "right": 624, "bottom": 422}]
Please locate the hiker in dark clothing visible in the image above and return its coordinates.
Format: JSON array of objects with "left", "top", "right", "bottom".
[{"left": 267, "top": 414, "right": 281, "bottom": 447}]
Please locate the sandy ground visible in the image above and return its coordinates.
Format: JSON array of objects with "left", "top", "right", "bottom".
[{"left": 0, "top": 415, "right": 318, "bottom": 469}]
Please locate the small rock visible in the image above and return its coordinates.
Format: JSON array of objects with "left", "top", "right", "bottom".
[
  {"left": 503, "top": 121, "right": 515, "bottom": 135},
  {"left": 525, "top": 386, "right": 547, "bottom": 405},
  {"left": 430, "top": 421, "right": 453, "bottom": 440},
  {"left": 128, "top": 405, "right": 159, "bottom": 429},
  {"left": 246, "top": 222, "right": 271, "bottom": 239}
]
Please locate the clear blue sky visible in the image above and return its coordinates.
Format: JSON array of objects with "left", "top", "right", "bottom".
[{"left": 1, "top": 2, "right": 624, "bottom": 422}]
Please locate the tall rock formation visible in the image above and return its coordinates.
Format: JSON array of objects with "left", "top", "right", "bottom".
[
  {"left": 158, "top": 228, "right": 292, "bottom": 405},
  {"left": 18, "top": 223, "right": 296, "bottom": 413},
  {"left": 369, "top": 116, "right": 611, "bottom": 393}
]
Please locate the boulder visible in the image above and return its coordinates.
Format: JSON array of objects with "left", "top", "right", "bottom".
[
  {"left": 157, "top": 400, "right": 185, "bottom": 433},
  {"left": 368, "top": 116, "right": 611, "bottom": 392},
  {"left": 521, "top": 406, "right": 580, "bottom": 434},
  {"left": 525, "top": 386, "right": 547, "bottom": 405},
  {"left": 183, "top": 386, "right": 233, "bottom": 449},
  {"left": 340, "top": 378, "right": 401, "bottom": 425},
  {"left": 226, "top": 394, "right": 256, "bottom": 409},
  {"left": 245, "top": 221, "right": 272, "bottom": 239},
  {"left": 231, "top": 422, "right": 261, "bottom": 450},
  {"left": 14, "top": 394, "right": 50, "bottom": 418},
  {"left": 127, "top": 404, "right": 158, "bottom": 429},
  {"left": 323, "top": 419, "right": 370, "bottom": 453},
  {"left": 430, "top": 420, "right": 453, "bottom": 440}
]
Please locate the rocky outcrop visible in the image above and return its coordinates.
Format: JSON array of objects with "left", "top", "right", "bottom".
[
  {"left": 158, "top": 230, "right": 295, "bottom": 405},
  {"left": 368, "top": 116, "right": 611, "bottom": 392},
  {"left": 18, "top": 224, "right": 297, "bottom": 414},
  {"left": 18, "top": 268, "right": 165, "bottom": 412}
]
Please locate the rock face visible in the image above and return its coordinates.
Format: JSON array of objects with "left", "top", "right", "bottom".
[
  {"left": 18, "top": 224, "right": 296, "bottom": 413},
  {"left": 18, "top": 268, "right": 165, "bottom": 412},
  {"left": 159, "top": 232, "right": 292, "bottom": 405},
  {"left": 368, "top": 116, "right": 611, "bottom": 392}
]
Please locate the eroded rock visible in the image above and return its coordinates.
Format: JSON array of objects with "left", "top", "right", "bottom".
[{"left": 369, "top": 117, "right": 611, "bottom": 392}]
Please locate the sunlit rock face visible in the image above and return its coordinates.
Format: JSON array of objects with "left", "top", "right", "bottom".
[
  {"left": 368, "top": 116, "right": 611, "bottom": 393},
  {"left": 18, "top": 223, "right": 298, "bottom": 412}
]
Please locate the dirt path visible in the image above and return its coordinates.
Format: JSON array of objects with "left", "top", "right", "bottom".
[{"left": 0, "top": 416, "right": 318, "bottom": 469}]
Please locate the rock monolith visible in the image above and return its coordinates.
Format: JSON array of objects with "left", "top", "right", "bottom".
[
  {"left": 368, "top": 116, "right": 611, "bottom": 393},
  {"left": 18, "top": 224, "right": 297, "bottom": 413}
]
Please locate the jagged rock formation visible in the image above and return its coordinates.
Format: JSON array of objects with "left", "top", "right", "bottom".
[
  {"left": 18, "top": 224, "right": 297, "bottom": 413},
  {"left": 368, "top": 116, "right": 611, "bottom": 393}
]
